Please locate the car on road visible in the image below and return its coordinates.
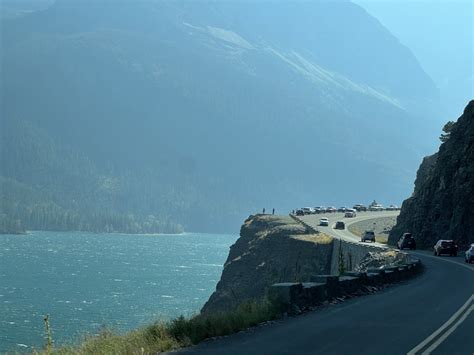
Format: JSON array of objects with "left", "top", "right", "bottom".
[
  {"left": 302, "top": 207, "right": 314, "bottom": 215},
  {"left": 361, "top": 231, "right": 375, "bottom": 243},
  {"left": 295, "top": 209, "right": 304, "bottom": 216},
  {"left": 334, "top": 221, "right": 345, "bottom": 230},
  {"left": 319, "top": 217, "right": 329, "bottom": 226},
  {"left": 434, "top": 240, "right": 458, "bottom": 257},
  {"left": 345, "top": 211, "right": 356, "bottom": 218},
  {"left": 386, "top": 204, "right": 399, "bottom": 211},
  {"left": 465, "top": 244, "right": 474, "bottom": 263},
  {"left": 369, "top": 204, "right": 384, "bottom": 211},
  {"left": 353, "top": 204, "right": 367, "bottom": 212},
  {"left": 397, "top": 233, "right": 416, "bottom": 250}
]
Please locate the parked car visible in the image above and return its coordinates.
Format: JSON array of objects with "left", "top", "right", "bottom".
[
  {"left": 295, "top": 209, "right": 304, "bottom": 216},
  {"left": 353, "top": 204, "right": 367, "bottom": 212},
  {"left": 345, "top": 211, "right": 356, "bottom": 218},
  {"left": 361, "top": 231, "right": 375, "bottom": 243},
  {"left": 386, "top": 205, "right": 399, "bottom": 211},
  {"left": 334, "top": 221, "right": 345, "bottom": 230},
  {"left": 369, "top": 204, "right": 384, "bottom": 211},
  {"left": 465, "top": 244, "right": 474, "bottom": 263},
  {"left": 338, "top": 207, "right": 347, "bottom": 213},
  {"left": 302, "top": 207, "right": 313, "bottom": 215},
  {"left": 319, "top": 217, "right": 329, "bottom": 226},
  {"left": 397, "top": 233, "right": 416, "bottom": 250},
  {"left": 327, "top": 207, "right": 337, "bottom": 213},
  {"left": 434, "top": 240, "right": 458, "bottom": 257}
]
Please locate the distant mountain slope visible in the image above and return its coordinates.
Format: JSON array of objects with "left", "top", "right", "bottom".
[
  {"left": 1, "top": 0, "right": 440, "bottom": 233},
  {"left": 389, "top": 101, "right": 474, "bottom": 249}
]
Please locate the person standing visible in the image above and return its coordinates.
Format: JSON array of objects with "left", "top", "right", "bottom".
[
  {"left": 272, "top": 208, "right": 275, "bottom": 215},
  {"left": 262, "top": 208, "right": 266, "bottom": 214}
]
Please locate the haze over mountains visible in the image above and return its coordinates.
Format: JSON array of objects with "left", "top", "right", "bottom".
[
  {"left": 1, "top": 0, "right": 448, "bottom": 233},
  {"left": 355, "top": 0, "right": 473, "bottom": 123}
]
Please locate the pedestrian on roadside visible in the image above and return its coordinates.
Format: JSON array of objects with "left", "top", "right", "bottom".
[
  {"left": 272, "top": 208, "right": 275, "bottom": 215},
  {"left": 263, "top": 208, "right": 266, "bottom": 214}
]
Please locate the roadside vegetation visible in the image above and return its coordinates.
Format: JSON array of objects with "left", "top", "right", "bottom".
[{"left": 41, "top": 299, "right": 284, "bottom": 354}]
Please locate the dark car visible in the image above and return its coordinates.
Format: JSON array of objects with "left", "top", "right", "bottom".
[
  {"left": 434, "top": 240, "right": 458, "bottom": 257},
  {"left": 361, "top": 231, "right": 375, "bottom": 243},
  {"left": 353, "top": 204, "right": 367, "bottom": 212},
  {"left": 334, "top": 221, "right": 345, "bottom": 230},
  {"left": 397, "top": 233, "right": 416, "bottom": 250},
  {"left": 295, "top": 209, "right": 304, "bottom": 216}
]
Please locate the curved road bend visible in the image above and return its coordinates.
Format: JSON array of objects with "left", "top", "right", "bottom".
[
  {"left": 177, "top": 212, "right": 474, "bottom": 355},
  {"left": 301, "top": 210, "right": 400, "bottom": 248}
]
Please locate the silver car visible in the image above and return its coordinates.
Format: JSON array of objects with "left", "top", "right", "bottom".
[{"left": 465, "top": 244, "right": 474, "bottom": 263}]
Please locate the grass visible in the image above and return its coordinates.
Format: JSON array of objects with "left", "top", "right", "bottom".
[
  {"left": 292, "top": 233, "right": 333, "bottom": 244},
  {"left": 44, "top": 299, "right": 284, "bottom": 355}
]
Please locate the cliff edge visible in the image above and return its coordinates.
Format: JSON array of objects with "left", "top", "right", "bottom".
[
  {"left": 201, "top": 215, "right": 333, "bottom": 314},
  {"left": 389, "top": 101, "right": 474, "bottom": 249}
]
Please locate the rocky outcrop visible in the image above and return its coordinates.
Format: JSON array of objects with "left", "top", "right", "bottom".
[
  {"left": 389, "top": 101, "right": 474, "bottom": 249},
  {"left": 201, "top": 215, "right": 333, "bottom": 314}
]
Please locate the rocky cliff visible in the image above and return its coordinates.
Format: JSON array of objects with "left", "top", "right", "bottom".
[
  {"left": 389, "top": 101, "right": 474, "bottom": 249},
  {"left": 201, "top": 215, "right": 333, "bottom": 314}
]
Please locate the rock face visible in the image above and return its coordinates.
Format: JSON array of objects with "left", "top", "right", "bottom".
[
  {"left": 389, "top": 101, "right": 474, "bottom": 249},
  {"left": 201, "top": 215, "right": 333, "bottom": 314}
]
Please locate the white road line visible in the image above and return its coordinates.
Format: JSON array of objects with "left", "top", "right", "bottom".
[
  {"left": 422, "top": 305, "right": 473, "bottom": 354},
  {"left": 407, "top": 294, "right": 474, "bottom": 355},
  {"left": 409, "top": 251, "right": 474, "bottom": 272}
]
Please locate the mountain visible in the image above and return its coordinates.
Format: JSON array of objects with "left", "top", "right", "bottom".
[
  {"left": 389, "top": 101, "right": 474, "bottom": 249},
  {"left": 354, "top": 0, "right": 473, "bottom": 124},
  {"left": 1, "top": 0, "right": 440, "bottom": 233}
]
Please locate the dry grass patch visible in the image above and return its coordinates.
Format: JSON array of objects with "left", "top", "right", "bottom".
[
  {"left": 43, "top": 299, "right": 284, "bottom": 355},
  {"left": 292, "top": 233, "right": 333, "bottom": 244}
]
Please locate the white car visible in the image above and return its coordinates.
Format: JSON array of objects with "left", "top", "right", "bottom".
[
  {"left": 345, "top": 211, "right": 356, "bottom": 218},
  {"left": 465, "top": 244, "right": 474, "bottom": 263},
  {"left": 302, "top": 207, "right": 313, "bottom": 215},
  {"left": 319, "top": 217, "right": 329, "bottom": 226}
]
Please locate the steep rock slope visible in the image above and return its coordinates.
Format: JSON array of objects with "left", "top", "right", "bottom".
[
  {"left": 202, "top": 215, "right": 333, "bottom": 313},
  {"left": 389, "top": 101, "right": 474, "bottom": 249}
]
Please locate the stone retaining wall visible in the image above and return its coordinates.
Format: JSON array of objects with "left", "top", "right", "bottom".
[
  {"left": 268, "top": 259, "right": 423, "bottom": 312},
  {"left": 291, "top": 214, "right": 384, "bottom": 275},
  {"left": 330, "top": 239, "right": 383, "bottom": 275}
]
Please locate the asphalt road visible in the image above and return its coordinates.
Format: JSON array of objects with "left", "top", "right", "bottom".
[
  {"left": 300, "top": 210, "right": 400, "bottom": 248},
  {"left": 177, "top": 212, "right": 474, "bottom": 355}
]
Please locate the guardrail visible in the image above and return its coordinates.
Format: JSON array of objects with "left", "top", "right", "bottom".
[
  {"left": 289, "top": 213, "right": 320, "bottom": 234},
  {"left": 268, "top": 259, "right": 423, "bottom": 313}
]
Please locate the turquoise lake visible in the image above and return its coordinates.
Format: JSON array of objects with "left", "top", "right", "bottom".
[{"left": 0, "top": 231, "right": 238, "bottom": 352}]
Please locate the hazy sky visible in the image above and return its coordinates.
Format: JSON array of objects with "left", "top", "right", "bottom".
[{"left": 353, "top": 0, "right": 473, "bottom": 119}]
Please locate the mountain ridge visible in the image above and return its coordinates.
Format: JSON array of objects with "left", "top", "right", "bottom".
[{"left": 1, "top": 0, "right": 441, "bottom": 233}]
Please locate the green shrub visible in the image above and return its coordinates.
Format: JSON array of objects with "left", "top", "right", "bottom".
[{"left": 48, "top": 298, "right": 283, "bottom": 354}]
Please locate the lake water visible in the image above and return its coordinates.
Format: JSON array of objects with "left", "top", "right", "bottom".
[{"left": 0, "top": 231, "right": 237, "bottom": 352}]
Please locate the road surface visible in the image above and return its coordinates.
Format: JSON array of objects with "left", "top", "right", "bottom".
[
  {"left": 177, "top": 212, "right": 473, "bottom": 355},
  {"left": 300, "top": 210, "right": 399, "bottom": 247}
]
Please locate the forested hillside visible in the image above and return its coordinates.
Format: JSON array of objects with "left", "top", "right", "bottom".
[{"left": 1, "top": 0, "right": 440, "bottom": 233}]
